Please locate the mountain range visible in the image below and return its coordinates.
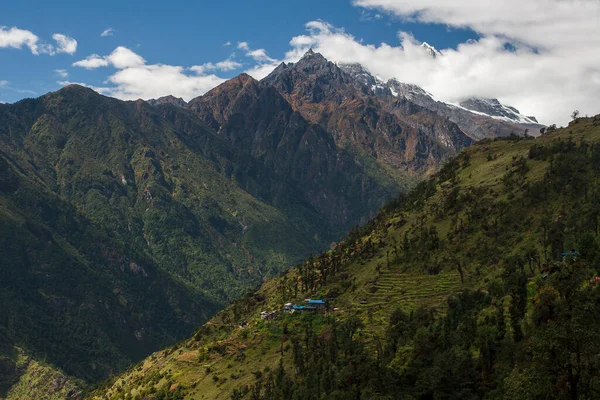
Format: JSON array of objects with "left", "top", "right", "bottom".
[
  {"left": 0, "top": 50, "right": 547, "bottom": 398},
  {"left": 90, "top": 116, "right": 600, "bottom": 400}
]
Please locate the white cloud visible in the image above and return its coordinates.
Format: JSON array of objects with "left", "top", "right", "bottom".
[
  {"left": 235, "top": 42, "right": 281, "bottom": 80},
  {"left": 73, "top": 46, "right": 145, "bottom": 69},
  {"left": 106, "top": 65, "right": 225, "bottom": 100},
  {"left": 359, "top": 10, "right": 383, "bottom": 21},
  {"left": 55, "top": 69, "right": 69, "bottom": 78},
  {"left": 190, "top": 59, "right": 242, "bottom": 75},
  {"left": 342, "top": 0, "right": 600, "bottom": 124},
  {"left": 216, "top": 59, "right": 242, "bottom": 71},
  {"left": 101, "top": 28, "right": 116, "bottom": 37},
  {"left": 0, "top": 26, "right": 77, "bottom": 56},
  {"left": 245, "top": 62, "right": 282, "bottom": 80},
  {"left": 71, "top": 46, "right": 227, "bottom": 101},
  {"left": 247, "top": 49, "right": 277, "bottom": 63},
  {"left": 0, "top": 26, "right": 41, "bottom": 54},
  {"left": 107, "top": 46, "right": 145, "bottom": 68},
  {"left": 73, "top": 54, "right": 109, "bottom": 69},
  {"left": 52, "top": 33, "right": 77, "bottom": 55}
]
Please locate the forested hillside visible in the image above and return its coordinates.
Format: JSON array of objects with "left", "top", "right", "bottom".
[
  {"left": 0, "top": 51, "right": 480, "bottom": 397},
  {"left": 0, "top": 82, "right": 400, "bottom": 395},
  {"left": 92, "top": 115, "right": 600, "bottom": 400}
]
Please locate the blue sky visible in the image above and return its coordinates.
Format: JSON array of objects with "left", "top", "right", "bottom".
[
  {"left": 0, "top": 0, "right": 476, "bottom": 103},
  {"left": 1, "top": 0, "right": 598, "bottom": 125}
]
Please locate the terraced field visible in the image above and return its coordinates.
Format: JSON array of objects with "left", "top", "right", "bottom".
[{"left": 354, "top": 270, "right": 462, "bottom": 310}]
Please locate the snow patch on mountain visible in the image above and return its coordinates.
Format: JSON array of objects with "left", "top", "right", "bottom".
[
  {"left": 338, "top": 59, "right": 543, "bottom": 139},
  {"left": 421, "top": 42, "right": 442, "bottom": 59},
  {"left": 457, "top": 98, "right": 539, "bottom": 124}
]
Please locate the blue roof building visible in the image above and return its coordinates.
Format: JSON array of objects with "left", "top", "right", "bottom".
[{"left": 293, "top": 305, "right": 316, "bottom": 311}]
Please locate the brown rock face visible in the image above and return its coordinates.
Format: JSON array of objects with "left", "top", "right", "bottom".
[
  {"left": 186, "top": 74, "right": 400, "bottom": 230},
  {"left": 262, "top": 51, "right": 473, "bottom": 175}
]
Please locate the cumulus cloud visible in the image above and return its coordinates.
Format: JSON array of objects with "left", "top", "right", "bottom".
[
  {"left": 0, "top": 26, "right": 41, "bottom": 54},
  {"left": 106, "top": 65, "right": 225, "bottom": 100},
  {"left": 341, "top": 0, "right": 600, "bottom": 124},
  {"left": 73, "top": 46, "right": 145, "bottom": 69},
  {"left": 52, "top": 34, "right": 77, "bottom": 54},
  {"left": 247, "top": 49, "right": 277, "bottom": 63},
  {"left": 106, "top": 46, "right": 145, "bottom": 68},
  {"left": 0, "top": 26, "right": 78, "bottom": 56},
  {"left": 72, "top": 46, "right": 227, "bottom": 101},
  {"left": 55, "top": 69, "right": 69, "bottom": 78},
  {"left": 101, "top": 28, "right": 116, "bottom": 37},
  {"left": 235, "top": 42, "right": 281, "bottom": 79},
  {"left": 190, "top": 59, "right": 242, "bottom": 75},
  {"left": 72, "top": 54, "right": 108, "bottom": 69}
]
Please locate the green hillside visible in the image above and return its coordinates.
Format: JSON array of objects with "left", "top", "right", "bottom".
[
  {"left": 0, "top": 83, "right": 403, "bottom": 396},
  {"left": 91, "top": 115, "right": 600, "bottom": 399}
]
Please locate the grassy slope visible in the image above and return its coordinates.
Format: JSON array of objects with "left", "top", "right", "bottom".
[
  {"left": 1, "top": 347, "right": 82, "bottom": 400},
  {"left": 0, "top": 82, "right": 415, "bottom": 398},
  {"left": 0, "top": 90, "right": 321, "bottom": 397},
  {"left": 89, "top": 116, "right": 600, "bottom": 399}
]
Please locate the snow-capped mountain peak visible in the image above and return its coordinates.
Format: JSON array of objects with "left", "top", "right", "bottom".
[
  {"left": 337, "top": 60, "right": 543, "bottom": 139},
  {"left": 458, "top": 98, "right": 539, "bottom": 124},
  {"left": 421, "top": 42, "right": 442, "bottom": 59},
  {"left": 337, "top": 62, "right": 390, "bottom": 96}
]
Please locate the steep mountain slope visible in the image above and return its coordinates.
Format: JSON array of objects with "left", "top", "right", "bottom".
[
  {"left": 390, "top": 80, "right": 544, "bottom": 140},
  {"left": 0, "top": 135, "right": 219, "bottom": 390},
  {"left": 263, "top": 50, "right": 473, "bottom": 175},
  {"left": 337, "top": 62, "right": 544, "bottom": 140},
  {"left": 0, "top": 82, "right": 402, "bottom": 394},
  {"left": 92, "top": 115, "right": 600, "bottom": 399},
  {"left": 187, "top": 74, "right": 401, "bottom": 230},
  {"left": 459, "top": 97, "right": 539, "bottom": 124},
  {"left": 147, "top": 96, "right": 188, "bottom": 108}
]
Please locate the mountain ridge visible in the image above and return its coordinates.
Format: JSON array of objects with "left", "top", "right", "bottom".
[
  {"left": 0, "top": 50, "right": 558, "bottom": 399},
  {"left": 90, "top": 115, "right": 600, "bottom": 400},
  {"left": 0, "top": 68, "right": 409, "bottom": 396},
  {"left": 262, "top": 50, "right": 473, "bottom": 175}
]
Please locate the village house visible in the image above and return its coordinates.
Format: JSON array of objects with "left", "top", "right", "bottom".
[
  {"left": 260, "top": 310, "right": 277, "bottom": 320},
  {"left": 305, "top": 299, "right": 327, "bottom": 309},
  {"left": 283, "top": 299, "right": 328, "bottom": 313}
]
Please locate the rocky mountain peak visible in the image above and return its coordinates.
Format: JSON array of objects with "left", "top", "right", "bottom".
[
  {"left": 53, "top": 84, "right": 101, "bottom": 98},
  {"left": 338, "top": 62, "right": 391, "bottom": 96},
  {"left": 147, "top": 95, "right": 187, "bottom": 108},
  {"left": 294, "top": 49, "right": 330, "bottom": 70},
  {"left": 199, "top": 72, "right": 261, "bottom": 100},
  {"left": 421, "top": 42, "right": 442, "bottom": 59},
  {"left": 458, "top": 97, "right": 539, "bottom": 124},
  {"left": 337, "top": 59, "right": 544, "bottom": 138}
]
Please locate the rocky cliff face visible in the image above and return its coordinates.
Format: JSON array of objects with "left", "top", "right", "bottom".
[
  {"left": 0, "top": 80, "right": 404, "bottom": 388},
  {"left": 147, "top": 95, "right": 187, "bottom": 108},
  {"left": 187, "top": 73, "right": 400, "bottom": 229},
  {"left": 0, "top": 50, "right": 541, "bottom": 394},
  {"left": 263, "top": 51, "right": 473, "bottom": 175},
  {"left": 336, "top": 62, "right": 544, "bottom": 140},
  {"left": 458, "top": 97, "right": 539, "bottom": 123}
]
